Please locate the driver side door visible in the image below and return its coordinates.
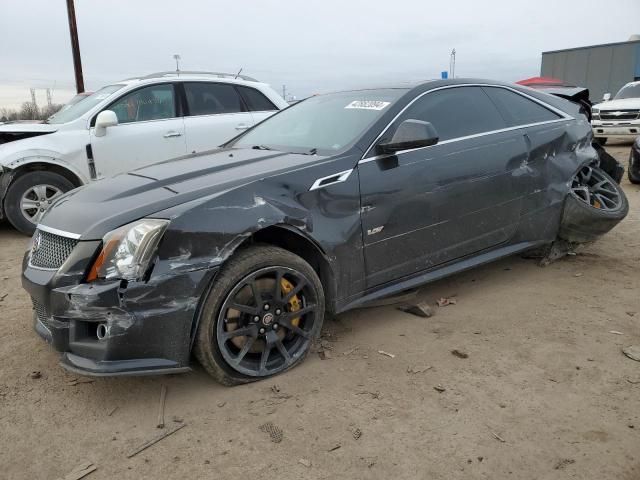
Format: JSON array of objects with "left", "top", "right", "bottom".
[
  {"left": 89, "top": 83, "right": 187, "bottom": 178},
  {"left": 358, "top": 86, "right": 529, "bottom": 287}
]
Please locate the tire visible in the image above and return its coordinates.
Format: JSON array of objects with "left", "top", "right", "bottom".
[
  {"left": 628, "top": 151, "right": 640, "bottom": 184},
  {"left": 4, "top": 171, "right": 74, "bottom": 235},
  {"left": 594, "top": 137, "right": 608, "bottom": 146},
  {"left": 194, "top": 245, "right": 325, "bottom": 385},
  {"left": 559, "top": 166, "right": 629, "bottom": 243}
]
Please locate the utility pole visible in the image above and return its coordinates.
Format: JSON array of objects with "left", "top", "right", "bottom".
[
  {"left": 65, "top": 0, "right": 85, "bottom": 93},
  {"left": 449, "top": 48, "right": 456, "bottom": 79},
  {"left": 30, "top": 88, "right": 39, "bottom": 119},
  {"left": 46, "top": 88, "right": 53, "bottom": 107},
  {"left": 282, "top": 85, "right": 286, "bottom": 101}
]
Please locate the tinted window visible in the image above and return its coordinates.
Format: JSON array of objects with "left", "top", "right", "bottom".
[
  {"left": 391, "top": 87, "right": 507, "bottom": 142},
  {"left": 614, "top": 83, "right": 640, "bottom": 100},
  {"left": 184, "top": 82, "right": 244, "bottom": 115},
  {"left": 483, "top": 87, "right": 561, "bottom": 126},
  {"left": 237, "top": 86, "right": 278, "bottom": 111},
  {"left": 108, "top": 84, "right": 175, "bottom": 124}
]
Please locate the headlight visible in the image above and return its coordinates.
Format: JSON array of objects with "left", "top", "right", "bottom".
[
  {"left": 592, "top": 108, "right": 600, "bottom": 120},
  {"left": 87, "top": 219, "right": 169, "bottom": 282}
]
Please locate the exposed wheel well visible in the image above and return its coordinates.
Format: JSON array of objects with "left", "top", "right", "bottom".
[
  {"left": 241, "top": 225, "right": 337, "bottom": 314},
  {"left": 9, "top": 162, "right": 83, "bottom": 188}
]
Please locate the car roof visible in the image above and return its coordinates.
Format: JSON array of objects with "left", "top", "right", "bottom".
[{"left": 115, "top": 71, "right": 268, "bottom": 88}]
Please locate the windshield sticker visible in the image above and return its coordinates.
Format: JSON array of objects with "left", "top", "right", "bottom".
[{"left": 345, "top": 100, "right": 390, "bottom": 111}]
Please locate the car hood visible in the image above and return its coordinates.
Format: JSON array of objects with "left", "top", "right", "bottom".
[
  {"left": 593, "top": 98, "right": 640, "bottom": 110},
  {"left": 41, "top": 148, "right": 328, "bottom": 240},
  {"left": 0, "top": 123, "right": 57, "bottom": 133}
]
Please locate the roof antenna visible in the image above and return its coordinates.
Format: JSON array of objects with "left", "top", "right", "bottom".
[
  {"left": 173, "top": 54, "right": 181, "bottom": 75},
  {"left": 234, "top": 68, "right": 243, "bottom": 79}
]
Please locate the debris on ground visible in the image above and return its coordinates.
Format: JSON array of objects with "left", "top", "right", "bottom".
[
  {"left": 397, "top": 301, "right": 434, "bottom": 318},
  {"left": 172, "top": 416, "right": 183, "bottom": 423},
  {"left": 350, "top": 426, "right": 362, "bottom": 440},
  {"left": 436, "top": 297, "right": 457, "bottom": 307},
  {"left": 574, "top": 273, "right": 583, "bottom": 277},
  {"left": 490, "top": 431, "right": 506, "bottom": 443},
  {"left": 434, "top": 384, "right": 446, "bottom": 393},
  {"left": 298, "top": 458, "right": 311, "bottom": 467},
  {"left": 622, "top": 345, "right": 640, "bottom": 362},
  {"left": 318, "top": 350, "right": 332, "bottom": 360},
  {"left": 451, "top": 349, "right": 469, "bottom": 359},
  {"left": 342, "top": 346, "right": 359, "bottom": 356},
  {"left": 407, "top": 365, "right": 432, "bottom": 374},
  {"left": 107, "top": 406, "right": 118, "bottom": 417},
  {"left": 30, "top": 371, "right": 41, "bottom": 379},
  {"left": 609, "top": 330, "right": 624, "bottom": 335},
  {"left": 271, "top": 384, "right": 280, "bottom": 394},
  {"left": 54, "top": 461, "right": 96, "bottom": 480},
  {"left": 157, "top": 384, "right": 167, "bottom": 429},
  {"left": 0, "top": 293, "right": 7, "bottom": 302},
  {"left": 259, "top": 422, "right": 283, "bottom": 443},
  {"left": 66, "top": 378, "right": 95, "bottom": 386},
  {"left": 217, "top": 401, "right": 226, "bottom": 408},
  {"left": 126, "top": 423, "right": 186, "bottom": 458},
  {"left": 328, "top": 443, "right": 341, "bottom": 452},
  {"left": 553, "top": 458, "right": 575, "bottom": 470},
  {"left": 355, "top": 390, "right": 381, "bottom": 399},
  {"left": 377, "top": 350, "right": 395, "bottom": 358},
  {"left": 626, "top": 311, "right": 636, "bottom": 317}
]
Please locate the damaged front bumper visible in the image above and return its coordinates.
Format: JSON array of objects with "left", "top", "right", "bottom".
[{"left": 22, "top": 247, "right": 217, "bottom": 376}]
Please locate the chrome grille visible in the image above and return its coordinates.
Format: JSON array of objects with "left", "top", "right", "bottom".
[
  {"left": 29, "top": 229, "right": 78, "bottom": 269},
  {"left": 600, "top": 110, "right": 639, "bottom": 121}
]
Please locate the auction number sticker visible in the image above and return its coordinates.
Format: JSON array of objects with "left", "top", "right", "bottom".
[{"left": 345, "top": 100, "right": 390, "bottom": 110}]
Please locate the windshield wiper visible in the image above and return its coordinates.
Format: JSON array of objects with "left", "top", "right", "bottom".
[
  {"left": 298, "top": 148, "right": 318, "bottom": 156},
  {"left": 252, "top": 145, "right": 273, "bottom": 151}
]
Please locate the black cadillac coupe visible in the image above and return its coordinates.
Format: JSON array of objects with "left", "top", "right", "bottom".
[{"left": 22, "top": 79, "right": 628, "bottom": 384}]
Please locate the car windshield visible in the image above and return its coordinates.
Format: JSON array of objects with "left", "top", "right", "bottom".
[
  {"left": 614, "top": 83, "right": 640, "bottom": 100},
  {"left": 231, "top": 89, "right": 406, "bottom": 155},
  {"left": 46, "top": 85, "right": 125, "bottom": 124}
]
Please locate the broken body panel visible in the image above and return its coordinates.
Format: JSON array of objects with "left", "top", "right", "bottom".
[{"left": 21, "top": 79, "right": 627, "bottom": 376}]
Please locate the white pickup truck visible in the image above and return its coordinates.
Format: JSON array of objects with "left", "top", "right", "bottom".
[
  {"left": 0, "top": 71, "right": 287, "bottom": 234},
  {"left": 592, "top": 81, "right": 640, "bottom": 145}
]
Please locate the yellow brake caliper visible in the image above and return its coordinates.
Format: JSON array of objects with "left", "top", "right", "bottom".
[{"left": 280, "top": 278, "right": 301, "bottom": 327}]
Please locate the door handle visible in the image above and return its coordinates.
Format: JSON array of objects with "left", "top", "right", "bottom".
[
  {"left": 235, "top": 124, "right": 249, "bottom": 130},
  {"left": 163, "top": 131, "right": 182, "bottom": 138}
]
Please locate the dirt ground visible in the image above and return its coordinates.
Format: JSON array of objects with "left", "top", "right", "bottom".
[{"left": 1, "top": 143, "right": 639, "bottom": 480}]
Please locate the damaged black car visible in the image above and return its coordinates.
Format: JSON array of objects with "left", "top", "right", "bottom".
[{"left": 22, "top": 79, "right": 628, "bottom": 384}]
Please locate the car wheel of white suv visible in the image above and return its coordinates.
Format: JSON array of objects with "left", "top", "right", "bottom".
[{"left": 4, "top": 171, "right": 75, "bottom": 235}]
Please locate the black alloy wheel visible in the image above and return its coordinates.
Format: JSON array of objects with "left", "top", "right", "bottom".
[{"left": 195, "top": 245, "right": 325, "bottom": 385}]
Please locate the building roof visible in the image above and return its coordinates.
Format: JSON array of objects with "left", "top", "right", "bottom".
[{"left": 543, "top": 39, "right": 640, "bottom": 55}]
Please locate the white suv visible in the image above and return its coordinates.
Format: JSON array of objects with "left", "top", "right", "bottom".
[
  {"left": 0, "top": 72, "right": 288, "bottom": 234},
  {"left": 592, "top": 81, "right": 640, "bottom": 145}
]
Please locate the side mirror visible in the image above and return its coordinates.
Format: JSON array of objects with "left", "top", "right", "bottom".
[
  {"left": 602, "top": 93, "right": 612, "bottom": 102},
  {"left": 377, "top": 119, "right": 439, "bottom": 154},
  {"left": 94, "top": 110, "right": 118, "bottom": 137}
]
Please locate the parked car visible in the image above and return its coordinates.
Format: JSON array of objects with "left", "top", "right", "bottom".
[
  {"left": 22, "top": 79, "right": 628, "bottom": 384},
  {"left": 629, "top": 136, "right": 640, "bottom": 183},
  {"left": 591, "top": 81, "right": 640, "bottom": 145},
  {"left": 0, "top": 71, "right": 288, "bottom": 234}
]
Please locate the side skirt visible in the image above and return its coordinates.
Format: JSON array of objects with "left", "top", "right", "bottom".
[{"left": 336, "top": 240, "right": 545, "bottom": 313}]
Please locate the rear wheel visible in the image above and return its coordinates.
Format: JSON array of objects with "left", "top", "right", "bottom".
[
  {"left": 4, "top": 171, "right": 74, "bottom": 235},
  {"left": 628, "top": 152, "right": 640, "bottom": 184},
  {"left": 559, "top": 165, "right": 628, "bottom": 243},
  {"left": 194, "top": 245, "right": 325, "bottom": 385}
]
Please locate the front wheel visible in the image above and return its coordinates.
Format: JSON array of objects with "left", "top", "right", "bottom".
[
  {"left": 194, "top": 245, "right": 325, "bottom": 385},
  {"left": 594, "top": 137, "right": 608, "bottom": 146},
  {"left": 4, "top": 171, "right": 74, "bottom": 235},
  {"left": 628, "top": 151, "right": 640, "bottom": 184}
]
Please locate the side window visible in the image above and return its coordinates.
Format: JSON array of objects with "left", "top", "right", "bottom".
[
  {"left": 107, "top": 84, "right": 175, "bottom": 124},
  {"left": 184, "top": 82, "right": 244, "bottom": 116},
  {"left": 236, "top": 86, "right": 278, "bottom": 112},
  {"left": 483, "top": 87, "right": 561, "bottom": 126},
  {"left": 389, "top": 87, "right": 507, "bottom": 142}
]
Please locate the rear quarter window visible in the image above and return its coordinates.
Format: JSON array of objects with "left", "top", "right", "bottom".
[
  {"left": 483, "top": 87, "right": 561, "bottom": 127},
  {"left": 236, "top": 86, "right": 278, "bottom": 112}
]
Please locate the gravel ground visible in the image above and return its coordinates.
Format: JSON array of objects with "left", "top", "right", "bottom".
[{"left": 0, "top": 143, "right": 638, "bottom": 480}]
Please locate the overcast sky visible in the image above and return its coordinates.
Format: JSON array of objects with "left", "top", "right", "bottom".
[{"left": 1, "top": 0, "right": 639, "bottom": 109}]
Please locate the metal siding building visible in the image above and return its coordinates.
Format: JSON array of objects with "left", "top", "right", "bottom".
[{"left": 541, "top": 40, "right": 640, "bottom": 100}]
